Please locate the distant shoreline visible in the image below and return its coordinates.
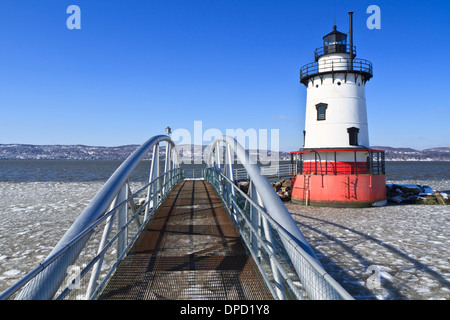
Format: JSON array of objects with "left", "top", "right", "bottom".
[
  {"left": 1, "top": 144, "right": 449, "bottom": 162},
  {"left": 0, "top": 158, "right": 450, "bottom": 165}
]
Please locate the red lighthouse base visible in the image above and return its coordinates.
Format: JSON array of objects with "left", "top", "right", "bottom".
[
  {"left": 290, "top": 149, "right": 387, "bottom": 207},
  {"left": 291, "top": 174, "right": 387, "bottom": 207}
]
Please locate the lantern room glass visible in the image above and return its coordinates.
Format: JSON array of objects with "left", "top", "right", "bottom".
[{"left": 323, "top": 26, "right": 348, "bottom": 55}]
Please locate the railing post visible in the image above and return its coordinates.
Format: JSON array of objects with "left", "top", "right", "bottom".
[
  {"left": 85, "top": 198, "right": 118, "bottom": 299},
  {"left": 315, "top": 152, "right": 317, "bottom": 174},
  {"left": 216, "top": 141, "right": 221, "bottom": 171},
  {"left": 226, "top": 143, "right": 237, "bottom": 219},
  {"left": 154, "top": 144, "right": 161, "bottom": 206},
  {"left": 162, "top": 143, "right": 171, "bottom": 195},
  {"left": 249, "top": 181, "right": 263, "bottom": 260},
  {"left": 334, "top": 152, "right": 337, "bottom": 175},
  {"left": 117, "top": 182, "right": 128, "bottom": 259},
  {"left": 145, "top": 144, "right": 159, "bottom": 220},
  {"left": 168, "top": 147, "right": 173, "bottom": 189},
  {"left": 253, "top": 188, "right": 285, "bottom": 300},
  {"left": 377, "top": 152, "right": 380, "bottom": 175}
]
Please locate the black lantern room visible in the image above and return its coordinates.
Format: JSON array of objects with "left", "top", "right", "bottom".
[{"left": 315, "top": 25, "right": 355, "bottom": 60}]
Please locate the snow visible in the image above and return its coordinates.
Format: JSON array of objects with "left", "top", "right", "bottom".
[{"left": 286, "top": 180, "right": 450, "bottom": 300}]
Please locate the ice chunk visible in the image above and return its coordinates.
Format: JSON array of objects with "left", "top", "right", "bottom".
[{"left": 3, "top": 269, "right": 21, "bottom": 277}]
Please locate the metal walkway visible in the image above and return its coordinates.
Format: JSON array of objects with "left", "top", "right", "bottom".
[
  {"left": 98, "top": 180, "right": 273, "bottom": 300},
  {"left": 1, "top": 135, "right": 353, "bottom": 300}
]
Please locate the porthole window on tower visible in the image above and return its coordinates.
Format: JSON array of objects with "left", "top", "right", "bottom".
[
  {"left": 347, "top": 127, "right": 359, "bottom": 146},
  {"left": 315, "top": 103, "right": 328, "bottom": 121}
]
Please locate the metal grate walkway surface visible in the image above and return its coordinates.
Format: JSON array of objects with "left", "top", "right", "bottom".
[{"left": 98, "top": 180, "right": 273, "bottom": 300}]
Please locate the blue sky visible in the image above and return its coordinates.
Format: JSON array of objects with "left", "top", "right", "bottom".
[{"left": 0, "top": 0, "right": 449, "bottom": 151}]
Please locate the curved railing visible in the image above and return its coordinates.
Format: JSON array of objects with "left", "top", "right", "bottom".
[
  {"left": 206, "top": 136, "right": 353, "bottom": 300},
  {"left": 0, "top": 135, "right": 182, "bottom": 300},
  {"left": 300, "top": 58, "right": 373, "bottom": 85},
  {"left": 314, "top": 44, "right": 356, "bottom": 61}
]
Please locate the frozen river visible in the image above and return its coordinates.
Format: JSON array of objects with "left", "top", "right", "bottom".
[
  {"left": 287, "top": 177, "right": 449, "bottom": 300},
  {"left": 287, "top": 200, "right": 450, "bottom": 300},
  {"left": 0, "top": 161, "right": 449, "bottom": 299}
]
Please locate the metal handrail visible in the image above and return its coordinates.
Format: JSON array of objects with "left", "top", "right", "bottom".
[
  {"left": 314, "top": 44, "right": 356, "bottom": 60},
  {"left": 300, "top": 57, "right": 373, "bottom": 85},
  {"left": 291, "top": 150, "right": 386, "bottom": 175},
  {"left": 205, "top": 168, "right": 299, "bottom": 299},
  {"left": 1, "top": 135, "right": 181, "bottom": 300},
  {"left": 205, "top": 168, "right": 353, "bottom": 300},
  {"left": 206, "top": 136, "right": 353, "bottom": 300},
  {"left": 233, "top": 163, "right": 298, "bottom": 181}
]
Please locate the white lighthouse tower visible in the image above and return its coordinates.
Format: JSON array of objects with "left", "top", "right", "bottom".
[{"left": 291, "top": 12, "right": 386, "bottom": 207}]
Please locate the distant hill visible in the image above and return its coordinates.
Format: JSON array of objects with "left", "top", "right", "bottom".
[
  {"left": 371, "top": 146, "right": 450, "bottom": 161},
  {"left": 0, "top": 144, "right": 449, "bottom": 161},
  {"left": 0, "top": 144, "right": 291, "bottom": 162},
  {"left": 0, "top": 144, "right": 143, "bottom": 161}
]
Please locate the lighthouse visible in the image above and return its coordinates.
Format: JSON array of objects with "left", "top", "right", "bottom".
[{"left": 291, "top": 12, "right": 387, "bottom": 207}]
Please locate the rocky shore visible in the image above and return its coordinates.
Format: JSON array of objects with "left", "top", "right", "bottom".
[
  {"left": 237, "top": 180, "right": 449, "bottom": 205},
  {"left": 237, "top": 179, "right": 293, "bottom": 202},
  {"left": 386, "top": 184, "right": 449, "bottom": 205}
]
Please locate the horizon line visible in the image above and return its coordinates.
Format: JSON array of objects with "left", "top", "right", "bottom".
[{"left": 1, "top": 142, "right": 449, "bottom": 153}]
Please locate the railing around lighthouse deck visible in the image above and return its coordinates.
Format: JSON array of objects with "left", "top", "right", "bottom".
[
  {"left": 290, "top": 149, "right": 385, "bottom": 176},
  {"left": 300, "top": 57, "right": 373, "bottom": 85}
]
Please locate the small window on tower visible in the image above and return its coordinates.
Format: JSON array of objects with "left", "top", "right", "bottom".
[
  {"left": 347, "top": 127, "right": 359, "bottom": 146},
  {"left": 316, "top": 103, "right": 328, "bottom": 121}
]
